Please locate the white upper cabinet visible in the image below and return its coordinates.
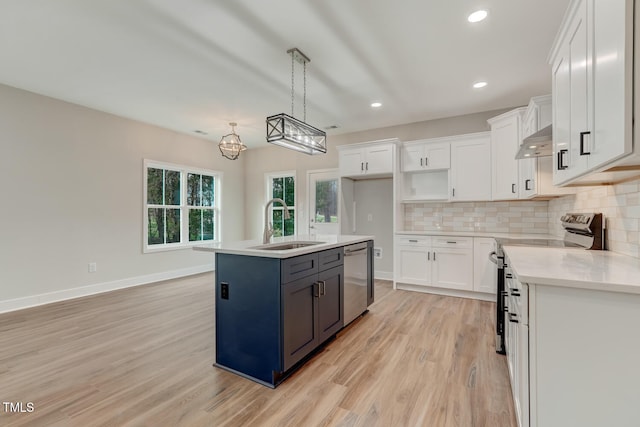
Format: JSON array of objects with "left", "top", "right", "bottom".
[
  {"left": 550, "top": 0, "right": 635, "bottom": 185},
  {"left": 338, "top": 139, "right": 397, "bottom": 179},
  {"left": 520, "top": 95, "right": 577, "bottom": 198},
  {"left": 450, "top": 132, "right": 492, "bottom": 201},
  {"left": 489, "top": 108, "right": 526, "bottom": 200},
  {"left": 402, "top": 140, "right": 450, "bottom": 172}
]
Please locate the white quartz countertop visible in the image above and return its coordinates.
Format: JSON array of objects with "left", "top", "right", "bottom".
[
  {"left": 504, "top": 245, "right": 640, "bottom": 295},
  {"left": 396, "top": 230, "right": 558, "bottom": 240},
  {"left": 194, "top": 234, "right": 374, "bottom": 259}
]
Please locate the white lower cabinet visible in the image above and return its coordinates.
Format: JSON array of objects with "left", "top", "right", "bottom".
[
  {"left": 431, "top": 237, "right": 473, "bottom": 291},
  {"left": 473, "top": 238, "right": 497, "bottom": 294},
  {"left": 395, "top": 235, "right": 492, "bottom": 299},
  {"left": 396, "top": 236, "right": 432, "bottom": 284},
  {"left": 504, "top": 263, "right": 640, "bottom": 427}
]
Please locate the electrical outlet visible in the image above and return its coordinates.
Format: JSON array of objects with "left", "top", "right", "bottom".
[
  {"left": 367, "top": 213, "right": 373, "bottom": 221},
  {"left": 88, "top": 262, "right": 97, "bottom": 273},
  {"left": 374, "top": 247, "right": 382, "bottom": 259}
]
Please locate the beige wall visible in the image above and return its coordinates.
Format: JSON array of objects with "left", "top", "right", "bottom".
[{"left": 0, "top": 84, "right": 244, "bottom": 308}]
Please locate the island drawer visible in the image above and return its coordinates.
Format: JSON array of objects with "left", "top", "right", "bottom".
[
  {"left": 281, "top": 253, "right": 319, "bottom": 283},
  {"left": 318, "top": 247, "right": 344, "bottom": 271}
]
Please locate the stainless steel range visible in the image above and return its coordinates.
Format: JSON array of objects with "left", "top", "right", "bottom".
[{"left": 490, "top": 213, "right": 605, "bottom": 354}]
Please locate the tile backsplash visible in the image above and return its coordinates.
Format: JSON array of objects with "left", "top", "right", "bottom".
[
  {"left": 403, "top": 201, "right": 549, "bottom": 234},
  {"left": 402, "top": 177, "right": 640, "bottom": 259},
  {"left": 548, "top": 178, "right": 640, "bottom": 258}
]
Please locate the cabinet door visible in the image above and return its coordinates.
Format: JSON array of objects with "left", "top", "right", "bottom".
[
  {"left": 402, "top": 144, "right": 424, "bottom": 172},
  {"left": 590, "top": 0, "right": 632, "bottom": 169},
  {"left": 339, "top": 148, "right": 365, "bottom": 177},
  {"left": 552, "top": 48, "right": 572, "bottom": 185},
  {"left": 473, "top": 238, "right": 497, "bottom": 294},
  {"left": 491, "top": 112, "right": 522, "bottom": 200},
  {"left": 451, "top": 135, "right": 491, "bottom": 201},
  {"left": 317, "top": 266, "right": 343, "bottom": 344},
  {"left": 282, "top": 277, "right": 318, "bottom": 370},
  {"left": 567, "top": 0, "right": 590, "bottom": 179},
  {"left": 364, "top": 144, "right": 393, "bottom": 174},
  {"left": 432, "top": 248, "right": 473, "bottom": 291},
  {"left": 396, "top": 245, "right": 431, "bottom": 285},
  {"left": 519, "top": 157, "right": 537, "bottom": 198},
  {"left": 424, "top": 142, "right": 450, "bottom": 169}
]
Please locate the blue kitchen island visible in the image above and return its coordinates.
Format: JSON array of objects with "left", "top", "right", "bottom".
[{"left": 195, "top": 235, "right": 374, "bottom": 387}]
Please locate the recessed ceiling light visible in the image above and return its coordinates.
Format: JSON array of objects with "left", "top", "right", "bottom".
[
  {"left": 371, "top": 102, "right": 382, "bottom": 108},
  {"left": 473, "top": 81, "right": 488, "bottom": 89},
  {"left": 468, "top": 10, "right": 488, "bottom": 23}
]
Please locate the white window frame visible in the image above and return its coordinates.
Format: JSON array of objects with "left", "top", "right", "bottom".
[
  {"left": 143, "top": 159, "right": 222, "bottom": 253},
  {"left": 265, "top": 170, "right": 297, "bottom": 237}
]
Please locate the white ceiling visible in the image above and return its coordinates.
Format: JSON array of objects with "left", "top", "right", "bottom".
[{"left": 0, "top": 0, "right": 570, "bottom": 149}]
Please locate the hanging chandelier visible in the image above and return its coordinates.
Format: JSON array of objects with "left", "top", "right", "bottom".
[
  {"left": 218, "top": 122, "right": 247, "bottom": 160},
  {"left": 266, "top": 48, "right": 327, "bottom": 155}
]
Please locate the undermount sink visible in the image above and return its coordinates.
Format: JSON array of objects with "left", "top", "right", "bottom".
[{"left": 250, "top": 241, "right": 324, "bottom": 251}]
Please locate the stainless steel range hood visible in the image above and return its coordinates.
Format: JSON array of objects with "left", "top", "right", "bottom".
[{"left": 515, "top": 124, "right": 552, "bottom": 159}]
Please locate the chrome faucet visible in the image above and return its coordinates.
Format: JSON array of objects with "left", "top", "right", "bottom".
[{"left": 263, "top": 198, "right": 291, "bottom": 244}]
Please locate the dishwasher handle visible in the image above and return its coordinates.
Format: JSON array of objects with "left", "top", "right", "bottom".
[
  {"left": 344, "top": 243, "right": 368, "bottom": 256},
  {"left": 344, "top": 247, "right": 368, "bottom": 256}
]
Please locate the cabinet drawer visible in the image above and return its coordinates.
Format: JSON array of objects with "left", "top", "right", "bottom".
[
  {"left": 318, "top": 247, "right": 343, "bottom": 271},
  {"left": 281, "top": 253, "right": 319, "bottom": 283},
  {"left": 396, "top": 236, "right": 430, "bottom": 246},
  {"left": 432, "top": 236, "right": 472, "bottom": 249}
]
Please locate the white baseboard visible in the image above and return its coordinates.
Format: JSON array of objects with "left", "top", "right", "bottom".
[
  {"left": 0, "top": 264, "right": 214, "bottom": 314},
  {"left": 374, "top": 270, "right": 393, "bottom": 281}
]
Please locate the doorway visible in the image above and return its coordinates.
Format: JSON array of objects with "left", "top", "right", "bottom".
[{"left": 307, "top": 169, "right": 340, "bottom": 236}]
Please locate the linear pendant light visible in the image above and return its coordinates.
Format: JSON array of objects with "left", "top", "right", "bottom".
[{"left": 266, "top": 48, "right": 327, "bottom": 155}]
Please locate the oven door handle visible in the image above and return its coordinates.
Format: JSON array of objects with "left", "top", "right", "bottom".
[{"left": 488, "top": 251, "right": 499, "bottom": 265}]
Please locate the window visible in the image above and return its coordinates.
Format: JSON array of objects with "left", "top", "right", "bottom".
[
  {"left": 144, "top": 160, "right": 221, "bottom": 252},
  {"left": 266, "top": 171, "right": 296, "bottom": 237}
]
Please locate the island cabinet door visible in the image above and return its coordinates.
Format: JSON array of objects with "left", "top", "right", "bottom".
[
  {"left": 282, "top": 277, "right": 319, "bottom": 371},
  {"left": 317, "top": 265, "right": 344, "bottom": 344}
]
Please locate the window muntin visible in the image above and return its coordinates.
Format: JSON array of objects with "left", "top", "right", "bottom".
[
  {"left": 144, "top": 161, "right": 220, "bottom": 252},
  {"left": 267, "top": 172, "right": 295, "bottom": 237}
]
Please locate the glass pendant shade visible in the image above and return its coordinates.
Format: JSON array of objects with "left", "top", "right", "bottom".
[
  {"left": 266, "top": 113, "right": 326, "bottom": 154},
  {"left": 218, "top": 122, "right": 246, "bottom": 160}
]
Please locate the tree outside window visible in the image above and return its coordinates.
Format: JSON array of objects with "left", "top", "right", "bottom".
[
  {"left": 268, "top": 173, "right": 295, "bottom": 237},
  {"left": 145, "top": 161, "right": 220, "bottom": 252}
]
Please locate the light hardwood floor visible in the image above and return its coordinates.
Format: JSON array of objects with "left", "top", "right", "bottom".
[{"left": 0, "top": 274, "right": 516, "bottom": 427}]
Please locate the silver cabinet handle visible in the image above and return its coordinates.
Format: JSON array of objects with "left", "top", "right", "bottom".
[
  {"left": 425, "top": 157, "right": 428, "bottom": 166},
  {"left": 446, "top": 241, "right": 457, "bottom": 244},
  {"left": 366, "top": 162, "right": 369, "bottom": 171},
  {"left": 511, "top": 183, "right": 516, "bottom": 194},
  {"left": 361, "top": 162, "right": 364, "bottom": 171},
  {"left": 420, "top": 158, "right": 423, "bottom": 166},
  {"left": 409, "top": 239, "right": 418, "bottom": 243},
  {"left": 314, "top": 282, "right": 320, "bottom": 298},
  {"left": 319, "top": 280, "right": 326, "bottom": 296},
  {"left": 427, "top": 252, "right": 430, "bottom": 261},
  {"left": 433, "top": 252, "right": 436, "bottom": 261}
]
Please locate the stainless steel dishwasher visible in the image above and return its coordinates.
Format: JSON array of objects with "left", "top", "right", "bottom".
[{"left": 343, "top": 241, "right": 372, "bottom": 326}]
